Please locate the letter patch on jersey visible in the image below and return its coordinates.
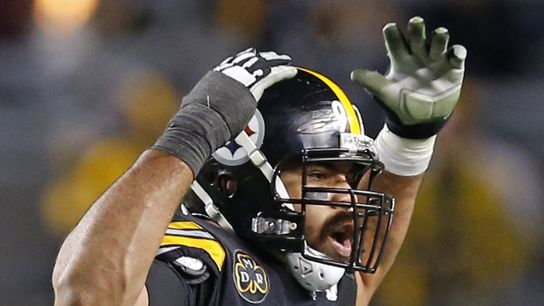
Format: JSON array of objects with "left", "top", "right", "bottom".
[{"left": 233, "top": 250, "right": 269, "bottom": 303}]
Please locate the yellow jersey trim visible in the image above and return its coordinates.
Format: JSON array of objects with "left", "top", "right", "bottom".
[
  {"left": 161, "top": 221, "right": 225, "bottom": 270},
  {"left": 168, "top": 221, "right": 203, "bottom": 230}
]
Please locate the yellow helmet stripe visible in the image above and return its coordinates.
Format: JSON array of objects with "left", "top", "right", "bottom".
[{"left": 298, "top": 68, "right": 361, "bottom": 134}]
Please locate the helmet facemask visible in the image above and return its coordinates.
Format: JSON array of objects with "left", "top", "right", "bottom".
[{"left": 267, "top": 142, "right": 395, "bottom": 274}]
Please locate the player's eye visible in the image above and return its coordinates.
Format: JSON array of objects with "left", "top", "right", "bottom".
[
  {"left": 307, "top": 171, "right": 327, "bottom": 181},
  {"left": 306, "top": 165, "right": 330, "bottom": 181}
]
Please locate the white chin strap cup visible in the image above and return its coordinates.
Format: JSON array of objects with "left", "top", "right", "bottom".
[{"left": 285, "top": 245, "right": 345, "bottom": 295}]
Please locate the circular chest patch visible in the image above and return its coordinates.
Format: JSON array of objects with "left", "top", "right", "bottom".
[
  {"left": 232, "top": 250, "right": 269, "bottom": 303},
  {"left": 213, "top": 110, "right": 265, "bottom": 166}
]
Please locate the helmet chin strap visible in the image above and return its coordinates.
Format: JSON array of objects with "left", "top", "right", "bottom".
[
  {"left": 191, "top": 180, "right": 234, "bottom": 231},
  {"left": 234, "top": 131, "right": 293, "bottom": 210},
  {"left": 234, "top": 131, "right": 274, "bottom": 181}
]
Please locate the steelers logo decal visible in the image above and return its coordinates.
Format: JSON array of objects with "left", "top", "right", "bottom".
[
  {"left": 213, "top": 110, "right": 265, "bottom": 166},
  {"left": 233, "top": 250, "right": 269, "bottom": 303}
]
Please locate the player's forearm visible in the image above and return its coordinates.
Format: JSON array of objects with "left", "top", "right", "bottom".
[
  {"left": 53, "top": 149, "right": 193, "bottom": 306},
  {"left": 373, "top": 172, "right": 422, "bottom": 271},
  {"left": 356, "top": 172, "right": 423, "bottom": 304}
]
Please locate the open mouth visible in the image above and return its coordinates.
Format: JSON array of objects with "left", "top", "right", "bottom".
[{"left": 327, "top": 222, "right": 354, "bottom": 259}]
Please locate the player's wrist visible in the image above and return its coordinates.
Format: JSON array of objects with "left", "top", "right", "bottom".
[
  {"left": 185, "top": 71, "right": 257, "bottom": 135},
  {"left": 153, "top": 103, "right": 230, "bottom": 176},
  {"left": 375, "top": 124, "right": 436, "bottom": 176},
  {"left": 384, "top": 108, "right": 450, "bottom": 139},
  {"left": 153, "top": 70, "right": 258, "bottom": 176}
]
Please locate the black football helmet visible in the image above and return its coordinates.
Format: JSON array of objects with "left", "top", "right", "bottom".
[{"left": 185, "top": 68, "right": 395, "bottom": 275}]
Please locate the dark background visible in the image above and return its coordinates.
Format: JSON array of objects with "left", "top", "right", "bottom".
[{"left": 1, "top": 1, "right": 543, "bottom": 305}]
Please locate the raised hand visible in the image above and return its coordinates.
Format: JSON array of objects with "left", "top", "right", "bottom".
[{"left": 351, "top": 16, "right": 467, "bottom": 139}]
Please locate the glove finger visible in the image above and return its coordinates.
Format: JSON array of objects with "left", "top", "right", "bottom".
[
  {"left": 236, "top": 47, "right": 256, "bottom": 56},
  {"left": 350, "top": 69, "right": 393, "bottom": 104},
  {"left": 214, "top": 61, "right": 233, "bottom": 72},
  {"left": 232, "top": 51, "right": 258, "bottom": 64},
  {"left": 429, "top": 27, "right": 449, "bottom": 60},
  {"left": 406, "top": 16, "right": 427, "bottom": 59},
  {"left": 218, "top": 55, "right": 234, "bottom": 66},
  {"left": 214, "top": 48, "right": 256, "bottom": 70},
  {"left": 383, "top": 23, "right": 410, "bottom": 62},
  {"left": 259, "top": 52, "right": 291, "bottom": 61},
  {"left": 447, "top": 44, "right": 467, "bottom": 69},
  {"left": 251, "top": 66, "right": 298, "bottom": 101},
  {"left": 259, "top": 51, "right": 292, "bottom": 66},
  {"left": 242, "top": 56, "right": 260, "bottom": 69}
]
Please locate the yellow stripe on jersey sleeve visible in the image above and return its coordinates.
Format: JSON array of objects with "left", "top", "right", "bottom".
[
  {"left": 167, "top": 221, "right": 203, "bottom": 230},
  {"left": 161, "top": 220, "right": 226, "bottom": 270}
]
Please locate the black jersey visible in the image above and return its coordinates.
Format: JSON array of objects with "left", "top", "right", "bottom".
[{"left": 146, "top": 212, "right": 357, "bottom": 306}]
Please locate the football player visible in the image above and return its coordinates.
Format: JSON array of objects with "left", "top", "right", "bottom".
[{"left": 52, "top": 16, "right": 466, "bottom": 306}]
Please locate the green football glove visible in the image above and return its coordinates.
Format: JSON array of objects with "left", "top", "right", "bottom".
[{"left": 351, "top": 16, "right": 467, "bottom": 139}]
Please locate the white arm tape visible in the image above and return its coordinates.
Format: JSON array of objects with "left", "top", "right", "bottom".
[{"left": 375, "top": 125, "right": 436, "bottom": 176}]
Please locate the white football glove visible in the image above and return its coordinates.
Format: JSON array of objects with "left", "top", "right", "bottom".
[{"left": 214, "top": 47, "right": 297, "bottom": 101}]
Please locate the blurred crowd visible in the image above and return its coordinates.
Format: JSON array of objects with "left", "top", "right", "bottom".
[{"left": 1, "top": 1, "right": 543, "bottom": 305}]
